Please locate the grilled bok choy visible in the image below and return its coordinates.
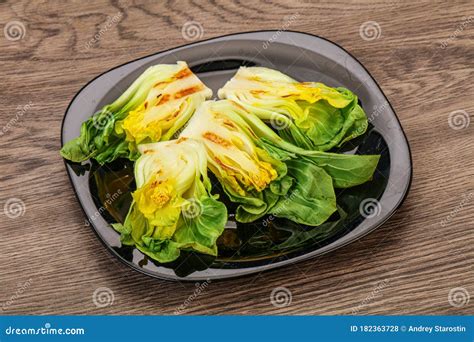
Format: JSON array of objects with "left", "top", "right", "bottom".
[
  {"left": 226, "top": 100, "right": 381, "bottom": 189},
  {"left": 218, "top": 67, "right": 368, "bottom": 151},
  {"left": 180, "top": 100, "right": 339, "bottom": 225},
  {"left": 112, "top": 138, "right": 227, "bottom": 263},
  {"left": 61, "top": 61, "right": 382, "bottom": 264},
  {"left": 61, "top": 62, "right": 212, "bottom": 164}
]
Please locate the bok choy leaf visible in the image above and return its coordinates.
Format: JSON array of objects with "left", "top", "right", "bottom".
[
  {"left": 218, "top": 66, "right": 368, "bottom": 151},
  {"left": 180, "top": 100, "right": 338, "bottom": 226},
  {"left": 226, "top": 99, "right": 381, "bottom": 189},
  {"left": 61, "top": 62, "right": 212, "bottom": 164},
  {"left": 112, "top": 138, "right": 227, "bottom": 263}
]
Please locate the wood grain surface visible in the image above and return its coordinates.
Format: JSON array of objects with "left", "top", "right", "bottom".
[{"left": 1, "top": 0, "right": 473, "bottom": 315}]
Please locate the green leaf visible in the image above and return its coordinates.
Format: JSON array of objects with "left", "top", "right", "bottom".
[
  {"left": 112, "top": 139, "right": 227, "bottom": 263},
  {"left": 300, "top": 153, "right": 380, "bottom": 188},
  {"left": 270, "top": 158, "right": 337, "bottom": 226},
  {"left": 61, "top": 62, "right": 212, "bottom": 165},
  {"left": 257, "top": 137, "right": 379, "bottom": 189},
  {"left": 172, "top": 196, "right": 227, "bottom": 256},
  {"left": 218, "top": 67, "right": 369, "bottom": 151},
  {"left": 120, "top": 197, "right": 227, "bottom": 263},
  {"left": 60, "top": 137, "right": 91, "bottom": 163},
  {"left": 225, "top": 104, "right": 380, "bottom": 189},
  {"left": 180, "top": 101, "right": 290, "bottom": 223}
]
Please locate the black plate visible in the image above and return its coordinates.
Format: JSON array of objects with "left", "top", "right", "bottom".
[{"left": 61, "top": 31, "right": 412, "bottom": 281}]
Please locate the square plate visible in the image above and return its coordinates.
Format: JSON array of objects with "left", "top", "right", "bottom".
[{"left": 61, "top": 31, "right": 412, "bottom": 281}]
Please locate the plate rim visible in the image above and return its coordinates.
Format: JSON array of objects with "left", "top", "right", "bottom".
[{"left": 60, "top": 30, "right": 413, "bottom": 281}]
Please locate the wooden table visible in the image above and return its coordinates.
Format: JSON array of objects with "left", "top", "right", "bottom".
[{"left": 1, "top": 0, "right": 473, "bottom": 315}]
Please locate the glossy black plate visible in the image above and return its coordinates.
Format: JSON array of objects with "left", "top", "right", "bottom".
[{"left": 61, "top": 31, "right": 412, "bottom": 281}]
